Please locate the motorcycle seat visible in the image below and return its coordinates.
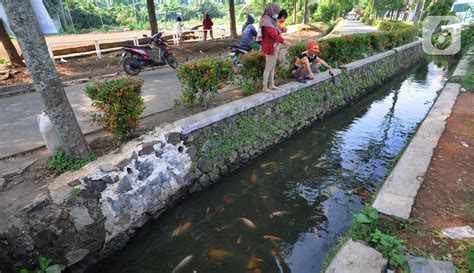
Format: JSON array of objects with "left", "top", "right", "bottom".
[{"left": 124, "top": 45, "right": 151, "bottom": 49}]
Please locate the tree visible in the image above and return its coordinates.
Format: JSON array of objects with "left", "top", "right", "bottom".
[
  {"left": 229, "top": 0, "right": 238, "bottom": 39},
  {"left": 303, "top": 0, "right": 309, "bottom": 24},
  {"left": 292, "top": 0, "right": 297, "bottom": 24},
  {"left": 146, "top": 0, "right": 158, "bottom": 35},
  {"left": 1, "top": 0, "right": 91, "bottom": 159},
  {"left": 0, "top": 19, "right": 24, "bottom": 66}
]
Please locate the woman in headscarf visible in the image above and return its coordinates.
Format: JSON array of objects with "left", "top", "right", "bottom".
[
  {"left": 259, "top": 2, "right": 292, "bottom": 92},
  {"left": 240, "top": 14, "right": 259, "bottom": 50}
]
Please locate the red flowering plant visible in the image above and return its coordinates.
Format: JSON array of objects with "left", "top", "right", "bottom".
[
  {"left": 176, "top": 57, "right": 234, "bottom": 107},
  {"left": 85, "top": 77, "right": 144, "bottom": 139},
  {"left": 238, "top": 51, "right": 266, "bottom": 96}
]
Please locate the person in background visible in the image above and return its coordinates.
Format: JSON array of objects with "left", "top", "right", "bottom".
[
  {"left": 203, "top": 13, "right": 214, "bottom": 41},
  {"left": 175, "top": 16, "right": 184, "bottom": 43},
  {"left": 276, "top": 9, "right": 288, "bottom": 33},
  {"left": 240, "top": 13, "right": 259, "bottom": 50},
  {"left": 259, "top": 2, "right": 292, "bottom": 92},
  {"left": 291, "top": 41, "right": 333, "bottom": 83}
]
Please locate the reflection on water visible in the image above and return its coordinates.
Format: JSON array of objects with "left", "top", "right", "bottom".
[{"left": 88, "top": 61, "right": 446, "bottom": 273}]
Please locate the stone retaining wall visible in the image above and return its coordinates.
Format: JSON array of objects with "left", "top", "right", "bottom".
[{"left": 0, "top": 40, "right": 423, "bottom": 272}]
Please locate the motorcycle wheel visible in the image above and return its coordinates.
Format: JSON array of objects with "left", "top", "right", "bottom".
[
  {"left": 123, "top": 57, "right": 142, "bottom": 76},
  {"left": 164, "top": 53, "right": 178, "bottom": 69}
]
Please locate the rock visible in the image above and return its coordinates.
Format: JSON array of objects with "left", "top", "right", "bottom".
[
  {"left": 198, "top": 158, "right": 210, "bottom": 173},
  {"left": 155, "top": 150, "right": 164, "bottom": 158},
  {"left": 407, "top": 256, "right": 455, "bottom": 273},
  {"left": 229, "top": 151, "right": 238, "bottom": 163},
  {"left": 187, "top": 146, "right": 197, "bottom": 159},
  {"left": 82, "top": 179, "right": 106, "bottom": 199},
  {"left": 220, "top": 166, "right": 229, "bottom": 177},
  {"left": 209, "top": 172, "right": 220, "bottom": 183},
  {"left": 441, "top": 226, "right": 474, "bottom": 240},
  {"left": 326, "top": 239, "right": 387, "bottom": 273},
  {"left": 188, "top": 183, "right": 201, "bottom": 194},
  {"left": 201, "top": 141, "right": 211, "bottom": 153},
  {"left": 198, "top": 175, "right": 210, "bottom": 188},
  {"left": 70, "top": 207, "right": 94, "bottom": 231},
  {"left": 167, "top": 132, "right": 181, "bottom": 145},
  {"left": 138, "top": 142, "right": 157, "bottom": 156},
  {"left": 99, "top": 164, "right": 120, "bottom": 173},
  {"left": 135, "top": 159, "right": 153, "bottom": 180},
  {"left": 67, "top": 179, "right": 81, "bottom": 187},
  {"left": 101, "top": 175, "right": 118, "bottom": 184},
  {"left": 0, "top": 177, "right": 5, "bottom": 188},
  {"left": 60, "top": 209, "right": 70, "bottom": 220},
  {"left": 65, "top": 248, "right": 90, "bottom": 266},
  {"left": 0, "top": 159, "right": 37, "bottom": 178},
  {"left": 117, "top": 159, "right": 130, "bottom": 170},
  {"left": 117, "top": 175, "right": 133, "bottom": 193}
]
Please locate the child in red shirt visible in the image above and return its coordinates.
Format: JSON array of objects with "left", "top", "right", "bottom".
[{"left": 203, "top": 13, "right": 214, "bottom": 41}]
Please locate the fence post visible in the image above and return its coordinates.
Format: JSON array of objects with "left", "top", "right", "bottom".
[
  {"left": 94, "top": 40, "right": 101, "bottom": 57},
  {"left": 133, "top": 37, "right": 139, "bottom": 46},
  {"left": 47, "top": 43, "right": 54, "bottom": 61}
]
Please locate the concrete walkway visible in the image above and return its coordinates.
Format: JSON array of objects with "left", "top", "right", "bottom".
[
  {"left": 330, "top": 20, "right": 378, "bottom": 36},
  {"left": 0, "top": 21, "right": 378, "bottom": 159}
]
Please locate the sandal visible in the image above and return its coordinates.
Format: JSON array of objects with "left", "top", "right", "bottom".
[{"left": 297, "top": 79, "right": 307, "bottom": 84}]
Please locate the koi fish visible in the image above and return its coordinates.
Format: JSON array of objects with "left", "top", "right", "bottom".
[
  {"left": 314, "top": 161, "right": 326, "bottom": 168},
  {"left": 264, "top": 172, "right": 272, "bottom": 175},
  {"left": 311, "top": 227, "right": 320, "bottom": 237},
  {"left": 260, "top": 162, "right": 278, "bottom": 169},
  {"left": 250, "top": 171, "right": 257, "bottom": 183},
  {"left": 222, "top": 193, "right": 236, "bottom": 204},
  {"left": 290, "top": 153, "right": 303, "bottom": 160},
  {"left": 246, "top": 255, "right": 263, "bottom": 271},
  {"left": 270, "top": 211, "right": 289, "bottom": 218},
  {"left": 358, "top": 191, "right": 371, "bottom": 200},
  {"left": 274, "top": 256, "right": 284, "bottom": 273},
  {"left": 205, "top": 207, "right": 211, "bottom": 216},
  {"left": 172, "top": 221, "right": 192, "bottom": 237},
  {"left": 171, "top": 255, "right": 193, "bottom": 273},
  {"left": 301, "top": 156, "right": 311, "bottom": 161},
  {"left": 263, "top": 235, "right": 283, "bottom": 241},
  {"left": 219, "top": 208, "right": 225, "bottom": 213},
  {"left": 237, "top": 218, "right": 257, "bottom": 229},
  {"left": 207, "top": 249, "right": 234, "bottom": 259},
  {"left": 258, "top": 195, "right": 269, "bottom": 200},
  {"left": 236, "top": 234, "right": 242, "bottom": 244}
]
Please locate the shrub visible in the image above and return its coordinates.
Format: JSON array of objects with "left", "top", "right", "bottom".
[
  {"left": 47, "top": 148, "right": 96, "bottom": 173},
  {"left": 85, "top": 77, "right": 144, "bottom": 139},
  {"left": 239, "top": 51, "right": 266, "bottom": 96},
  {"left": 288, "top": 27, "right": 415, "bottom": 67},
  {"left": 176, "top": 57, "right": 234, "bottom": 106}
]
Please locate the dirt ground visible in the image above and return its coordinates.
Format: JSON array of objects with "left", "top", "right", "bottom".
[{"left": 397, "top": 92, "right": 474, "bottom": 271}]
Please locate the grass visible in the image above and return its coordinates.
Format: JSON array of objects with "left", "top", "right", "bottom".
[{"left": 461, "top": 55, "right": 474, "bottom": 92}]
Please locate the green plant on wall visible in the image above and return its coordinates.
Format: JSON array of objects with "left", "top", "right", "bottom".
[{"left": 20, "top": 256, "right": 64, "bottom": 273}]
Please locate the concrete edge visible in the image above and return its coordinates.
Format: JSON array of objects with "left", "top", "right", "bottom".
[
  {"left": 340, "top": 50, "right": 395, "bottom": 71},
  {"left": 452, "top": 53, "right": 471, "bottom": 79},
  {"left": 393, "top": 40, "right": 422, "bottom": 53}
]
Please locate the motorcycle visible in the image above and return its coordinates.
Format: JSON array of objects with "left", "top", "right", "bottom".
[
  {"left": 229, "top": 45, "right": 251, "bottom": 67},
  {"left": 119, "top": 32, "right": 178, "bottom": 76}
]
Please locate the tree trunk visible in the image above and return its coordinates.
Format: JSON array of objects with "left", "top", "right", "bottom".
[
  {"left": 413, "top": 0, "right": 423, "bottom": 28},
  {"left": 0, "top": 19, "right": 24, "bottom": 66},
  {"left": 229, "top": 0, "right": 238, "bottom": 39},
  {"left": 302, "top": 0, "right": 309, "bottom": 24},
  {"left": 146, "top": 0, "right": 158, "bottom": 35},
  {"left": 292, "top": 0, "right": 297, "bottom": 24},
  {"left": 1, "top": 0, "right": 91, "bottom": 159}
]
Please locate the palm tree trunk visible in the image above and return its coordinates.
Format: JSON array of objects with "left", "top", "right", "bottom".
[{"left": 2, "top": 0, "right": 91, "bottom": 159}]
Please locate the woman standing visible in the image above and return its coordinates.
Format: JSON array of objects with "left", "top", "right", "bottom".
[
  {"left": 202, "top": 13, "right": 214, "bottom": 41},
  {"left": 259, "top": 3, "right": 292, "bottom": 92}
]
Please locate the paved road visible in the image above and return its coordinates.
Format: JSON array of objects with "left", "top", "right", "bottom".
[
  {"left": 330, "top": 20, "right": 378, "bottom": 36},
  {"left": 0, "top": 68, "right": 180, "bottom": 158},
  {"left": 0, "top": 21, "right": 377, "bottom": 159}
]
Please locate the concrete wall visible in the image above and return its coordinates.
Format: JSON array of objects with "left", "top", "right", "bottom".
[{"left": 0, "top": 41, "right": 423, "bottom": 272}]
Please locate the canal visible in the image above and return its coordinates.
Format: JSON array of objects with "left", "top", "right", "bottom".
[{"left": 88, "top": 60, "right": 447, "bottom": 273}]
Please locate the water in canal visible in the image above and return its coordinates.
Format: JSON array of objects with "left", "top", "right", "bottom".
[{"left": 88, "top": 60, "right": 447, "bottom": 273}]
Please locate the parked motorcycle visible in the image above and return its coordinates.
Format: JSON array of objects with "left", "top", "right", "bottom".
[
  {"left": 119, "top": 32, "right": 178, "bottom": 76},
  {"left": 229, "top": 45, "right": 251, "bottom": 67}
]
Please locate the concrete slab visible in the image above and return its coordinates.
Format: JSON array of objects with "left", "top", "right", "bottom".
[
  {"left": 452, "top": 55, "right": 470, "bottom": 79},
  {"left": 326, "top": 239, "right": 387, "bottom": 273},
  {"left": 407, "top": 256, "right": 455, "bottom": 273},
  {"left": 372, "top": 83, "right": 460, "bottom": 220},
  {"left": 393, "top": 40, "right": 422, "bottom": 53},
  {"left": 340, "top": 51, "right": 395, "bottom": 71}
]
